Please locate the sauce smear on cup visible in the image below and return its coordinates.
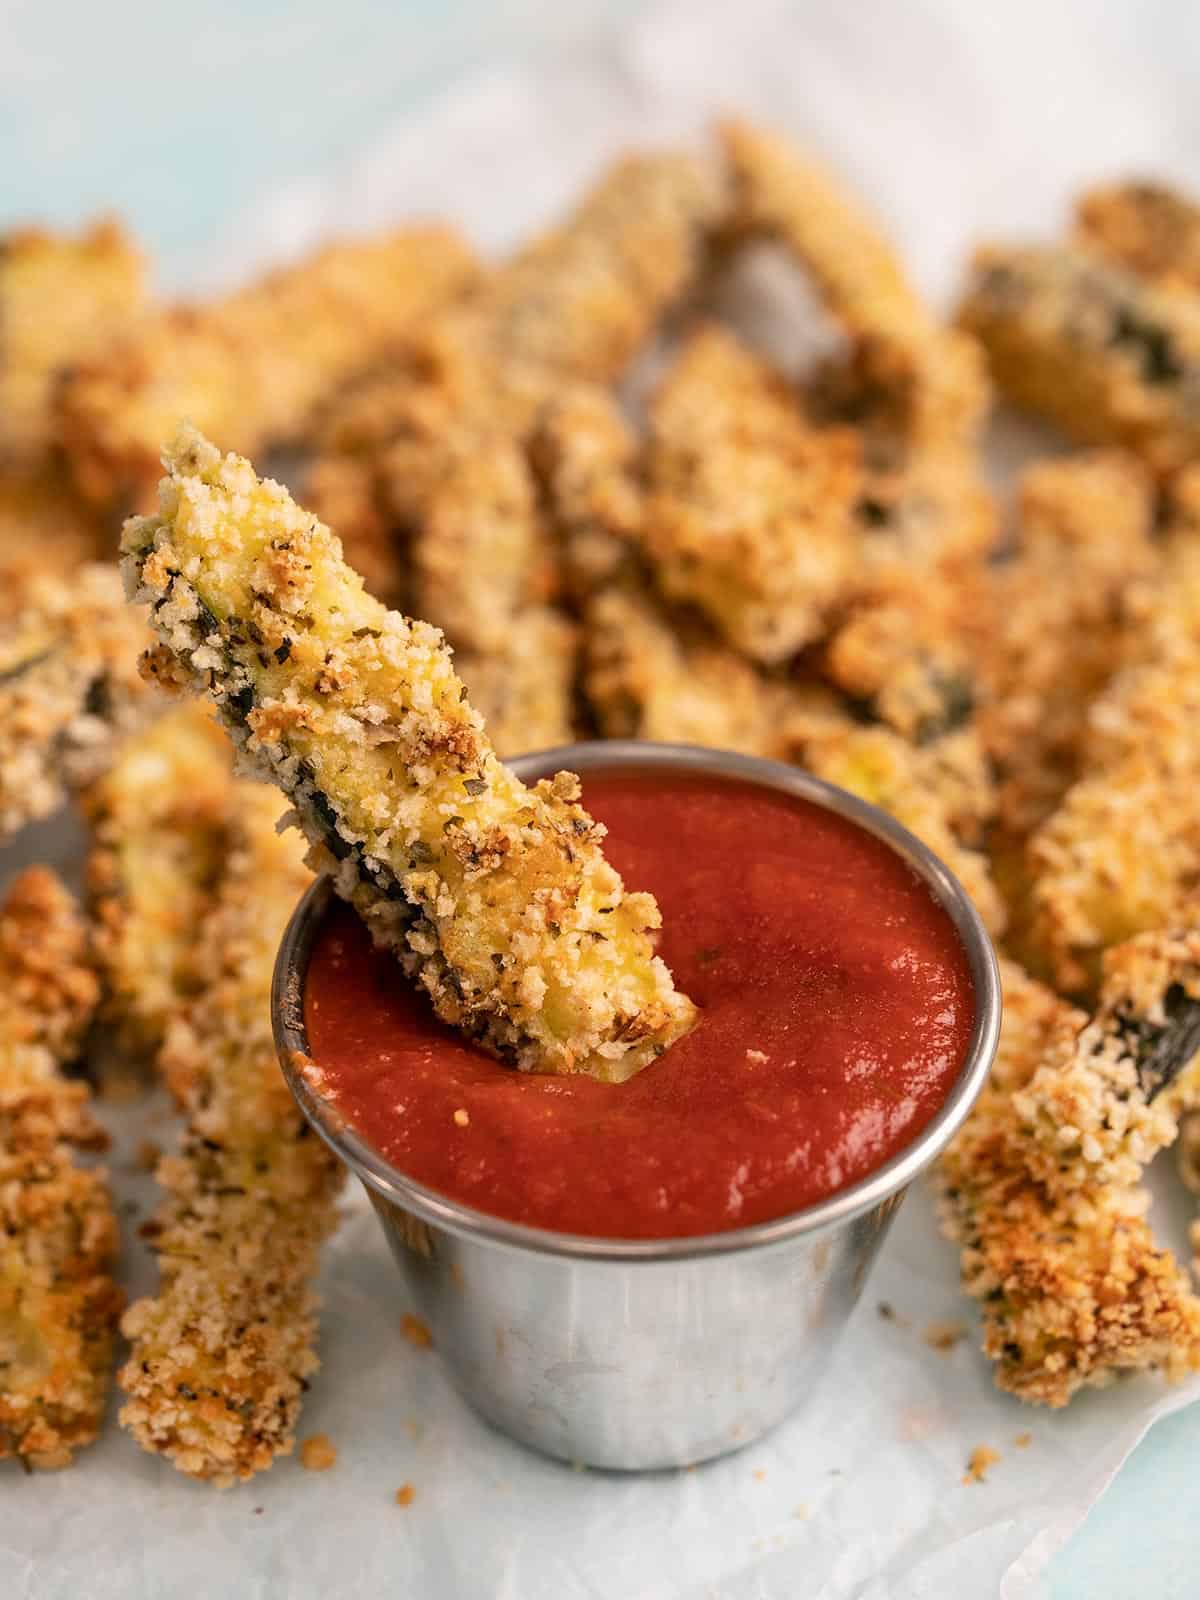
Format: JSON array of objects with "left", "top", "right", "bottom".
[{"left": 304, "top": 770, "right": 974, "bottom": 1239}]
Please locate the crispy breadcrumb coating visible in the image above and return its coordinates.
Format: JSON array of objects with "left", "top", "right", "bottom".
[
  {"left": 122, "top": 428, "right": 695, "bottom": 1082},
  {"left": 455, "top": 606, "right": 577, "bottom": 758},
  {"left": 975, "top": 452, "right": 1157, "bottom": 839},
  {"left": 0, "top": 219, "right": 145, "bottom": 469},
  {"left": 1075, "top": 181, "right": 1200, "bottom": 294},
  {"left": 936, "top": 958, "right": 1200, "bottom": 1406},
  {"left": 959, "top": 243, "right": 1200, "bottom": 475},
  {"left": 83, "top": 704, "right": 235, "bottom": 1059},
  {"left": 0, "top": 563, "right": 156, "bottom": 840},
  {"left": 434, "top": 150, "right": 726, "bottom": 389},
  {"left": 1027, "top": 501, "right": 1200, "bottom": 992},
  {"left": 1011, "top": 927, "right": 1200, "bottom": 1192},
  {"left": 641, "top": 326, "right": 860, "bottom": 663},
  {"left": 801, "top": 724, "right": 1006, "bottom": 936},
  {"left": 0, "top": 869, "right": 122, "bottom": 1469},
  {"left": 118, "top": 785, "right": 342, "bottom": 1485},
  {"left": 58, "top": 228, "right": 479, "bottom": 510}
]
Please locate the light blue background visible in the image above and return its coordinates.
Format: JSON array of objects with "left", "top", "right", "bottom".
[{"left": 3, "top": 4, "right": 1197, "bottom": 1594}]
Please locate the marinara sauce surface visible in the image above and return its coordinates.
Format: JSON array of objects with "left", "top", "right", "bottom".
[{"left": 303, "top": 771, "right": 974, "bottom": 1239}]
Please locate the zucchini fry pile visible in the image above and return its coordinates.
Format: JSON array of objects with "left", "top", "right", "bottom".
[
  {"left": 0, "top": 868, "right": 122, "bottom": 1468},
  {"left": 118, "top": 784, "right": 343, "bottom": 1486},
  {"left": 8, "top": 120, "right": 1200, "bottom": 1484}
]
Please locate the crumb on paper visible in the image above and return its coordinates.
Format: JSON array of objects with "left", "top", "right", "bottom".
[
  {"left": 1015, "top": 1432, "right": 1033, "bottom": 1449},
  {"left": 962, "top": 1445, "right": 1000, "bottom": 1485},
  {"left": 923, "top": 1319, "right": 968, "bottom": 1353},
  {"left": 401, "top": 1312, "right": 433, "bottom": 1349},
  {"left": 877, "top": 1301, "right": 911, "bottom": 1328},
  {"left": 453, "top": 1107, "right": 470, "bottom": 1126},
  {"left": 134, "top": 1138, "right": 161, "bottom": 1172},
  {"left": 794, "top": 1503, "right": 810, "bottom": 1521},
  {"left": 395, "top": 1483, "right": 416, "bottom": 1507},
  {"left": 254, "top": 1507, "right": 264, "bottom": 1516},
  {"left": 745, "top": 1048, "right": 768, "bottom": 1064},
  {"left": 753, "top": 1468, "right": 767, "bottom": 1481},
  {"left": 300, "top": 1434, "right": 337, "bottom": 1473}
]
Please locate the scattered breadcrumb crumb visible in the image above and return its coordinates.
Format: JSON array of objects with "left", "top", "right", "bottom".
[
  {"left": 395, "top": 1483, "right": 416, "bottom": 1507},
  {"left": 745, "top": 1048, "right": 768, "bottom": 1064},
  {"left": 134, "top": 1139, "right": 161, "bottom": 1173},
  {"left": 1015, "top": 1432, "right": 1033, "bottom": 1449},
  {"left": 300, "top": 1434, "right": 338, "bottom": 1473},
  {"left": 401, "top": 1312, "right": 434, "bottom": 1349},
  {"left": 877, "top": 1301, "right": 911, "bottom": 1328},
  {"left": 753, "top": 1468, "right": 767, "bottom": 1481},
  {"left": 923, "top": 1320, "right": 968, "bottom": 1353},
  {"left": 453, "top": 1108, "right": 470, "bottom": 1127},
  {"left": 963, "top": 1445, "right": 1000, "bottom": 1484}
]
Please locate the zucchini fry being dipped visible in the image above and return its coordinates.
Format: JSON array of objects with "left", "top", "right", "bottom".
[
  {"left": 119, "top": 786, "right": 341, "bottom": 1485},
  {"left": 0, "top": 869, "right": 122, "bottom": 1469},
  {"left": 0, "top": 563, "right": 155, "bottom": 841},
  {"left": 122, "top": 428, "right": 696, "bottom": 1082}
]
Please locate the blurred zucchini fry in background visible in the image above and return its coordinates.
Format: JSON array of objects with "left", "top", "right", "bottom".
[
  {"left": 0, "top": 565, "right": 156, "bottom": 842},
  {"left": 0, "top": 868, "right": 122, "bottom": 1469},
  {"left": 83, "top": 705, "right": 235, "bottom": 1061}
]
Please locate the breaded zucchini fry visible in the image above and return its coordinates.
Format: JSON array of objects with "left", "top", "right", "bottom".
[
  {"left": 0, "top": 219, "right": 145, "bottom": 468},
  {"left": 1027, "top": 496, "right": 1200, "bottom": 991},
  {"left": 0, "top": 869, "right": 122, "bottom": 1469},
  {"left": 122, "top": 428, "right": 695, "bottom": 1082},
  {"left": 83, "top": 704, "right": 235, "bottom": 1058},
  {"left": 583, "top": 581, "right": 844, "bottom": 758},
  {"left": 438, "top": 150, "right": 726, "bottom": 389},
  {"left": 59, "top": 228, "right": 479, "bottom": 510},
  {"left": 119, "top": 786, "right": 342, "bottom": 1485},
  {"left": 1012, "top": 926, "right": 1200, "bottom": 1192},
  {"left": 455, "top": 606, "right": 577, "bottom": 758},
  {"left": 936, "top": 957, "right": 1200, "bottom": 1406},
  {"left": 641, "top": 327, "right": 860, "bottom": 663},
  {"left": 528, "top": 383, "right": 644, "bottom": 604},
  {"left": 801, "top": 724, "right": 1006, "bottom": 935},
  {"left": 1075, "top": 181, "right": 1200, "bottom": 294},
  {"left": 959, "top": 243, "right": 1200, "bottom": 474},
  {"left": 975, "top": 452, "right": 1157, "bottom": 839},
  {"left": 0, "top": 563, "right": 155, "bottom": 840}
]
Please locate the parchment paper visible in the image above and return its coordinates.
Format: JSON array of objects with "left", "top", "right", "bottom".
[{"left": 6, "top": 2, "right": 1200, "bottom": 1594}]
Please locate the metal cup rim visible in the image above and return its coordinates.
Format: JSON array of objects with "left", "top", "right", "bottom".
[{"left": 272, "top": 741, "right": 1000, "bottom": 1263}]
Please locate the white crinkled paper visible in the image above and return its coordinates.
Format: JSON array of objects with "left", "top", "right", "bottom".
[{"left": 6, "top": 3, "right": 1200, "bottom": 1594}]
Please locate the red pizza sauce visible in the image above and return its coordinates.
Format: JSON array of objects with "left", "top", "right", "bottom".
[{"left": 303, "top": 770, "right": 975, "bottom": 1239}]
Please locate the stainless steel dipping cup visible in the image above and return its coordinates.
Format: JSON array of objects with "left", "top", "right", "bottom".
[{"left": 273, "top": 743, "right": 1000, "bottom": 1471}]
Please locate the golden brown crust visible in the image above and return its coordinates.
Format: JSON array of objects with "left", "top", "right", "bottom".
[
  {"left": 58, "top": 228, "right": 479, "bottom": 510},
  {"left": 117, "top": 786, "right": 342, "bottom": 1485},
  {"left": 640, "top": 326, "right": 860, "bottom": 663},
  {"left": 0, "top": 869, "right": 121, "bottom": 1470},
  {"left": 959, "top": 242, "right": 1200, "bottom": 475},
  {"left": 1075, "top": 181, "right": 1200, "bottom": 294},
  {"left": 936, "top": 958, "right": 1200, "bottom": 1406},
  {"left": 82, "top": 704, "right": 235, "bottom": 1059},
  {"left": 0, "top": 563, "right": 157, "bottom": 840},
  {"left": 0, "top": 218, "right": 145, "bottom": 469}
]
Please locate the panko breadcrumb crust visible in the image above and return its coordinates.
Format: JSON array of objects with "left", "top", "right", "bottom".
[
  {"left": 117, "top": 785, "right": 342, "bottom": 1486},
  {"left": 0, "top": 563, "right": 157, "bottom": 841},
  {"left": 122, "top": 427, "right": 696, "bottom": 1082},
  {"left": 0, "top": 869, "right": 122, "bottom": 1469}
]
